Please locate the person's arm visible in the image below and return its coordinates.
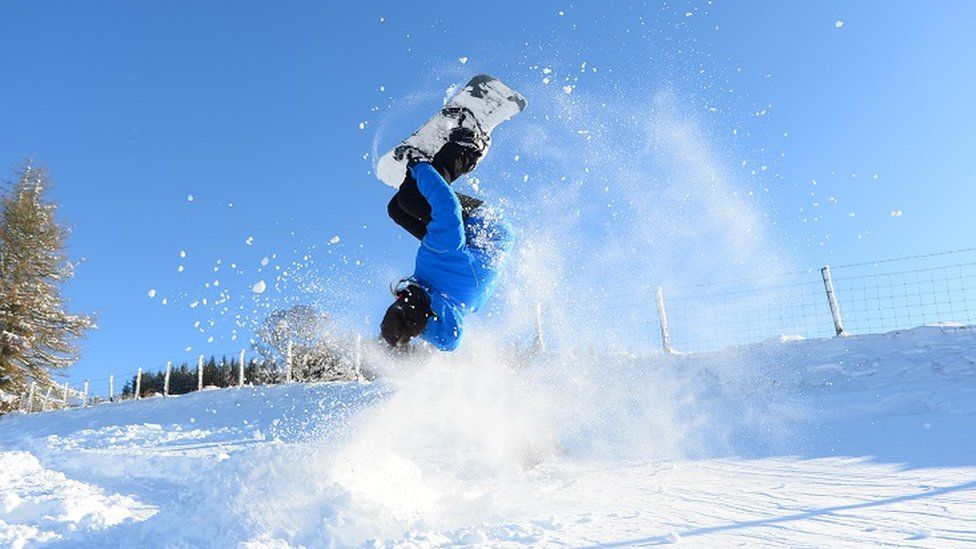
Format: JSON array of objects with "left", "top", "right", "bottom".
[{"left": 410, "top": 162, "right": 465, "bottom": 252}]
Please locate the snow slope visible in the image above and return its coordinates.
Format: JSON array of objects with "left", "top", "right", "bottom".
[{"left": 1, "top": 325, "right": 975, "bottom": 547}]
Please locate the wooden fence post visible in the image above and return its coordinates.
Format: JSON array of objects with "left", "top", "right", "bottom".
[
  {"left": 197, "top": 355, "right": 204, "bottom": 391},
  {"left": 26, "top": 382, "right": 36, "bottom": 413},
  {"left": 353, "top": 333, "right": 362, "bottom": 381},
  {"left": 62, "top": 383, "right": 69, "bottom": 408},
  {"left": 83, "top": 380, "right": 89, "bottom": 407},
  {"left": 109, "top": 374, "right": 115, "bottom": 402},
  {"left": 656, "top": 286, "right": 674, "bottom": 354},
  {"left": 532, "top": 302, "right": 546, "bottom": 353},
  {"left": 164, "top": 361, "right": 172, "bottom": 396},
  {"left": 285, "top": 340, "right": 293, "bottom": 383},
  {"left": 42, "top": 386, "right": 52, "bottom": 412},
  {"left": 135, "top": 367, "right": 143, "bottom": 400},
  {"left": 239, "top": 349, "right": 246, "bottom": 387}
]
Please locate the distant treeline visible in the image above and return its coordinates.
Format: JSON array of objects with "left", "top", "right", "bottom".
[{"left": 121, "top": 356, "right": 281, "bottom": 397}]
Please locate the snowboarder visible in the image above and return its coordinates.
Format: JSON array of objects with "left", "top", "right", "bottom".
[{"left": 381, "top": 129, "right": 514, "bottom": 351}]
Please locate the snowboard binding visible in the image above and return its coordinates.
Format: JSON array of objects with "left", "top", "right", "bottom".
[{"left": 376, "top": 74, "right": 525, "bottom": 189}]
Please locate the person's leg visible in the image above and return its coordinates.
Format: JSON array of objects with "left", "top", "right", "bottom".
[
  {"left": 387, "top": 175, "right": 430, "bottom": 241},
  {"left": 395, "top": 176, "right": 432, "bottom": 222},
  {"left": 387, "top": 194, "right": 428, "bottom": 241},
  {"left": 388, "top": 130, "right": 486, "bottom": 239}
]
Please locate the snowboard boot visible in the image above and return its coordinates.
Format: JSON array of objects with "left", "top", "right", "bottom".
[{"left": 432, "top": 125, "right": 489, "bottom": 183}]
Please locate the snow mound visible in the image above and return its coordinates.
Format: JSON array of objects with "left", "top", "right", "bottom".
[
  {"left": 1, "top": 326, "right": 974, "bottom": 546},
  {"left": 0, "top": 451, "right": 155, "bottom": 547}
]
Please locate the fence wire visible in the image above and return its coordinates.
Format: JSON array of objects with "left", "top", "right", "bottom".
[
  {"left": 15, "top": 249, "right": 976, "bottom": 414},
  {"left": 832, "top": 262, "right": 976, "bottom": 336},
  {"left": 554, "top": 248, "right": 976, "bottom": 354},
  {"left": 17, "top": 336, "right": 368, "bottom": 415}
]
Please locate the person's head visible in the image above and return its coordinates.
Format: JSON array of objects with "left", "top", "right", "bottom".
[{"left": 380, "top": 281, "right": 433, "bottom": 347}]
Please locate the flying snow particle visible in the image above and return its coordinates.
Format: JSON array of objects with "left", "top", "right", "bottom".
[
  {"left": 563, "top": 85, "right": 574, "bottom": 94},
  {"left": 835, "top": 20, "right": 844, "bottom": 28},
  {"left": 252, "top": 280, "right": 266, "bottom": 293},
  {"left": 148, "top": 289, "right": 156, "bottom": 298},
  {"left": 245, "top": 236, "right": 254, "bottom": 246},
  {"left": 179, "top": 250, "right": 186, "bottom": 258},
  {"left": 890, "top": 210, "right": 903, "bottom": 217},
  {"left": 557, "top": 10, "right": 564, "bottom": 16},
  {"left": 187, "top": 194, "right": 194, "bottom": 202},
  {"left": 358, "top": 121, "right": 367, "bottom": 130},
  {"left": 329, "top": 235, "right": 341, "bottom": 245},
  {"left": 178, "top": 265, "right": 184, "bottom": 272},
  {"left": 260, "top": 256, "right": 269, "bottom": 267},
  {"left": 458, "top": 56, "right": 468, "bottom": 64},
  {"left": 207, "top": 336, "right": 214, "bottom": 343}
]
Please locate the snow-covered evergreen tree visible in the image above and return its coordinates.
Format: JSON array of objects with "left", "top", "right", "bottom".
[{"left": 0, "top": 164, "right": 92, "bottom": 411}]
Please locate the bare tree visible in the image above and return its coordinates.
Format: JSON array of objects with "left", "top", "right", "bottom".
[
  {"left": 0, "top": 163, "right": 92, "bottom": 411},
  {"left": 255, "top": 304, "right": 355, "bottom": 382}
]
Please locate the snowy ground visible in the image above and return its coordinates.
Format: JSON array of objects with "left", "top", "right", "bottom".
[{"left": 1, "top": 325, "right": 975, "bottom": 547}]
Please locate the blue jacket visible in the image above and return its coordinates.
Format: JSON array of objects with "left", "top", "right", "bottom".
[{"left": 409, "top": 162, "right": 514, "bottom": 351}]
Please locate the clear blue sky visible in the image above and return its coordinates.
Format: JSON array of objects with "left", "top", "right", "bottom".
[{"left": 1, "top": 1, "right": 974, "bottom": 381}]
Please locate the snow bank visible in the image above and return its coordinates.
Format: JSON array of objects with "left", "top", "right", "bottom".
[
  {"left": 1, "top": 326, "right": 974, "bottom": 546},
  {"left": 0, "top": 451, "right": 154, "bottom": 548}
]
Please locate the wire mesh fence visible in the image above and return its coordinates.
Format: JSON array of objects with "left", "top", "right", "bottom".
[
  {"left": 548, "top": 248, "right": 976, "bottom": 354},
  {"left": 14, "top": 248, "right": 976, "bottom": 414},
  {"left": 832, "top": 262, "right": 976, "bottom": 336}
]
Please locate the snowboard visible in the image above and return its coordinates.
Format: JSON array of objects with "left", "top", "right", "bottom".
[{"left": 376, "top": 74, "right": 527, "bottom": 188}]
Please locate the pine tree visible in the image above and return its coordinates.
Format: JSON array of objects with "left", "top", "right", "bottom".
[{"left": 0, "top": 163, "right": 92, "bottom": 408}]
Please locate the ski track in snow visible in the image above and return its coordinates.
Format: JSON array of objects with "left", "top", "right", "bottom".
[{"left": 1, "top": 326, "right": 975, "bottom": 547}]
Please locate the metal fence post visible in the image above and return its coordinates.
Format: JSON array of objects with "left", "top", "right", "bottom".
[
  {"left": 238, "top": 349, "right": 246, "bottom": 387},
  {"left": 109, "top": 374, "right": 115, "bottom": 402},
  {"left": 820, "top": 265, "right": 847, "bottom": 336},
  {"left": 135, "top": 367, "right": 143, "bottom": 400},
  {"left": 286, "top": 340, "right": 293, "bottom": 383},
  {"left": 26, "top": 382, "right": 36, "bottom": 413},
  {"left": 83, "top": 380, "right": 89, "bottom": 407},
  {"left": 656, "top": 286, "right": 674, "bottom": 354},
  {"left": 197, "top": 355, "right": 204, "bottom": 391},
  {"left": 164, "top": 361, "right": 172, "bottom": 396}
]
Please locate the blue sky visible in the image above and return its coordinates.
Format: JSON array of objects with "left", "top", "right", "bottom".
[{"left": 1, "top": 1, "right": 974, "bottom": 381}]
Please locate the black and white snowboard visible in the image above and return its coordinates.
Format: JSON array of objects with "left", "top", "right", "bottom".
[{"left": 376, "top": 74, "right": 527, "bottom": 188}]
